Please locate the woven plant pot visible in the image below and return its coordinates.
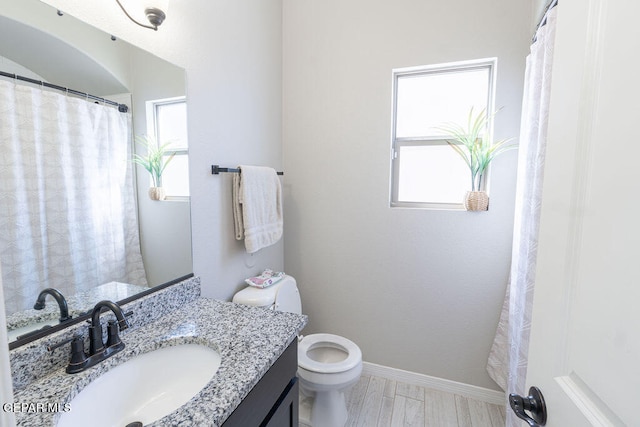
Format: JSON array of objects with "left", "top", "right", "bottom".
[
  {"left": 148, "top": 187, "right": 166, "bottom": 201},
  {"left": 464, "top": 191, "right": 489, "bottom": 211}
]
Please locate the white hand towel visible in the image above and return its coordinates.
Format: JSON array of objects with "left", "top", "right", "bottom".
[{"left": 233, "top": 165, "right": 283, "bottom": 253}]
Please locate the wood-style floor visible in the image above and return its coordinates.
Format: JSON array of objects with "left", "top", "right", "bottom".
[{"left": 301, "top": 374, "right": 506, "bottom": 427}]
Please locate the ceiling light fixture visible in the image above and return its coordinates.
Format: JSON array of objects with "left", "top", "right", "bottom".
[{"left": 114, "top": 0, "right": 168, "bottom": 31}]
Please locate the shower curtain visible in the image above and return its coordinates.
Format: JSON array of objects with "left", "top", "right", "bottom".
[
  {"left": 0, "top": 80, "right": 147, "bottom": 316},
  {"left": 486, "top": 6, "right": 557, "bottom": 425}
]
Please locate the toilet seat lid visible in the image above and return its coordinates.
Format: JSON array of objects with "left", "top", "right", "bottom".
[{"left": 298, "top": 333, "right": 362, "bottom": 374}]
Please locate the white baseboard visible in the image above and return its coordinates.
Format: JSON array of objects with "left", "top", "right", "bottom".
[{"left": 362, "top": 361, "right": 506, "bottom": 406}]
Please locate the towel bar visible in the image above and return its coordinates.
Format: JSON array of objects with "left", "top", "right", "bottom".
[{"left": 211, "top": 165, "right": 284, "bottom": 176}]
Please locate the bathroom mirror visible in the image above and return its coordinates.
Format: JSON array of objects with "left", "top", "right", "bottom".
[{"left": 0, "top": 0, "right": 193, "bottom": 347}]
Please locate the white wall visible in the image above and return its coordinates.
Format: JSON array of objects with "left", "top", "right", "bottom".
[
  {"left": 0, "top": 0, "right": 131, "bottom": 92},
  {"left": 283, "top": 0, "right": 530, "bottom": 389},
  {"left": 0, "top": 56, "right": 45, "bottom": 81},
  {"left": 179, "top": 0, "right": 284, "bottom": 299},
  {"left": 532, "top": 0, "right": 552, "bottom": 28}
]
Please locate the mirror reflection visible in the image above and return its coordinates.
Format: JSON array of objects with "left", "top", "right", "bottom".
[{"left": 0, "top": 0, "right": 192, "bottom": 344}]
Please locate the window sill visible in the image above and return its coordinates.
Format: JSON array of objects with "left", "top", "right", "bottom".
[
  {"left": 160, "top": 196, "right": 190, "bottom": 202},
  {"left": 391, "top": 201, "right": 467, "bottom": 210}
]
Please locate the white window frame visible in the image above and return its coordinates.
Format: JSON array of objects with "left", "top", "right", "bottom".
[
  {"left": 389, "top": 58, "right": 496, "bottom": 209},
  {"left": 146, "top": 96, "right": 189, "bottom": 201}
]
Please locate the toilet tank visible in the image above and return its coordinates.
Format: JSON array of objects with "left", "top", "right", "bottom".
[{"left": 232, "top": 275, "right": 302, "bottom": 315}]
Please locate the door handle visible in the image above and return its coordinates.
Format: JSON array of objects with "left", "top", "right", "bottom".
[{"left": 509, "top": 386, "right": 547, "bottom": 426}]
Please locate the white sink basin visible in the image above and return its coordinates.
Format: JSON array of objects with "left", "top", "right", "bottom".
[{"left": 57, "top": 344, "right": 221, "bottom": 427}]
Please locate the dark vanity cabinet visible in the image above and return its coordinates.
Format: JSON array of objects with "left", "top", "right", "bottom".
[{"left": 223, "top": 339, "right": 299, "bottom": 427}]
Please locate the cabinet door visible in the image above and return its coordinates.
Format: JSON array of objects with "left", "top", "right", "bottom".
[
  {"left": 263, "top": 378, "right": 299, "bottom": 427},
  {"left": 222, "top": 340, "right": 298, "bottom": 426}
]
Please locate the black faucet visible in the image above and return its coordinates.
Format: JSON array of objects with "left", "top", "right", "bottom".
[
  {"left": 88, "top": 300, "right": 130, "bottom": 355},
  {"left": 53, "top": 300, "right": 131, "bottom": 374},
  {"left": 33, "top": 288, "right": 72, "bottom": 323}
]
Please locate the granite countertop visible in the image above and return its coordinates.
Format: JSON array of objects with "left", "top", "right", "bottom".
[{"left": 13, "top": 298, "right": 307, "bottom": 426}]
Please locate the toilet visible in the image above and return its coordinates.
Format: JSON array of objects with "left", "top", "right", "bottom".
[{"left": 233, "top": 275, "right": 362, "bottom": 427}]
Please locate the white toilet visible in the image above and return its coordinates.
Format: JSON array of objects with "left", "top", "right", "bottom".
[{"left": 233, "top": 275, "right": 362, "bottom": 427}]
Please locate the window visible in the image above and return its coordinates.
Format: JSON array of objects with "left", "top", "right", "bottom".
[
  {"left": 390, "top": 59, "right": 495, "bottom": 209},
  {"left": 146, "top": 97, "right": 189, "bottom": 199}
]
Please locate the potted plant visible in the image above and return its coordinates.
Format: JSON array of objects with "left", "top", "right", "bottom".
[
  {"left": 132, "top": 135, "right": 175, "bottom": 201},
  {"left": 436, "top": 108, "right": 516, "bottom": 211}
]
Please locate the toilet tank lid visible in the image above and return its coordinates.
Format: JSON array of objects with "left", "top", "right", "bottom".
[
  {"left": 232, "top": 285, "right": 277, "bottom": 307},
  {"left": 232, "top": 275, "right": 297, "bottom": 308}
]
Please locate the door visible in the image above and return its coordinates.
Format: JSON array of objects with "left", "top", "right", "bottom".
[{"left": 520, "top": 0, "right": 640, "bottom": 425}]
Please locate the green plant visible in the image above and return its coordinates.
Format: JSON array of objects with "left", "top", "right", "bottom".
[
  {"left": 435, "top": 108, "right": 516, "bottom": 191},
  {"left": 132, "top": 135, "right": 175, "bottom": 187}
]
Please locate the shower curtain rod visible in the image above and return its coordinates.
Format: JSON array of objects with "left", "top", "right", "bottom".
[
  {"left": 533, "top": 0, "right": 558, "bottom": 42},
  {"left": 0, "top": 70, "right": 129, "bottom": 113}
]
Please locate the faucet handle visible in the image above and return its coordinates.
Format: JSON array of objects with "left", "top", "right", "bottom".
[
  {"left": 106, "top": 320, "right": 123, "bottom": 348},
  {"left": 69, "top": 338, "right": 87, "bottom": 364},
  {"left": 67, "top": 337, "right": 88, "bottom": 374},
  {"left": 89, "top": 324, "right": 104, "bottom": 355},
  {"left": 48, "top": 336, "right": 89, "bottom": 374},
  {"left": 107, "top": 310, "right": 132, "bottom": 348}
]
